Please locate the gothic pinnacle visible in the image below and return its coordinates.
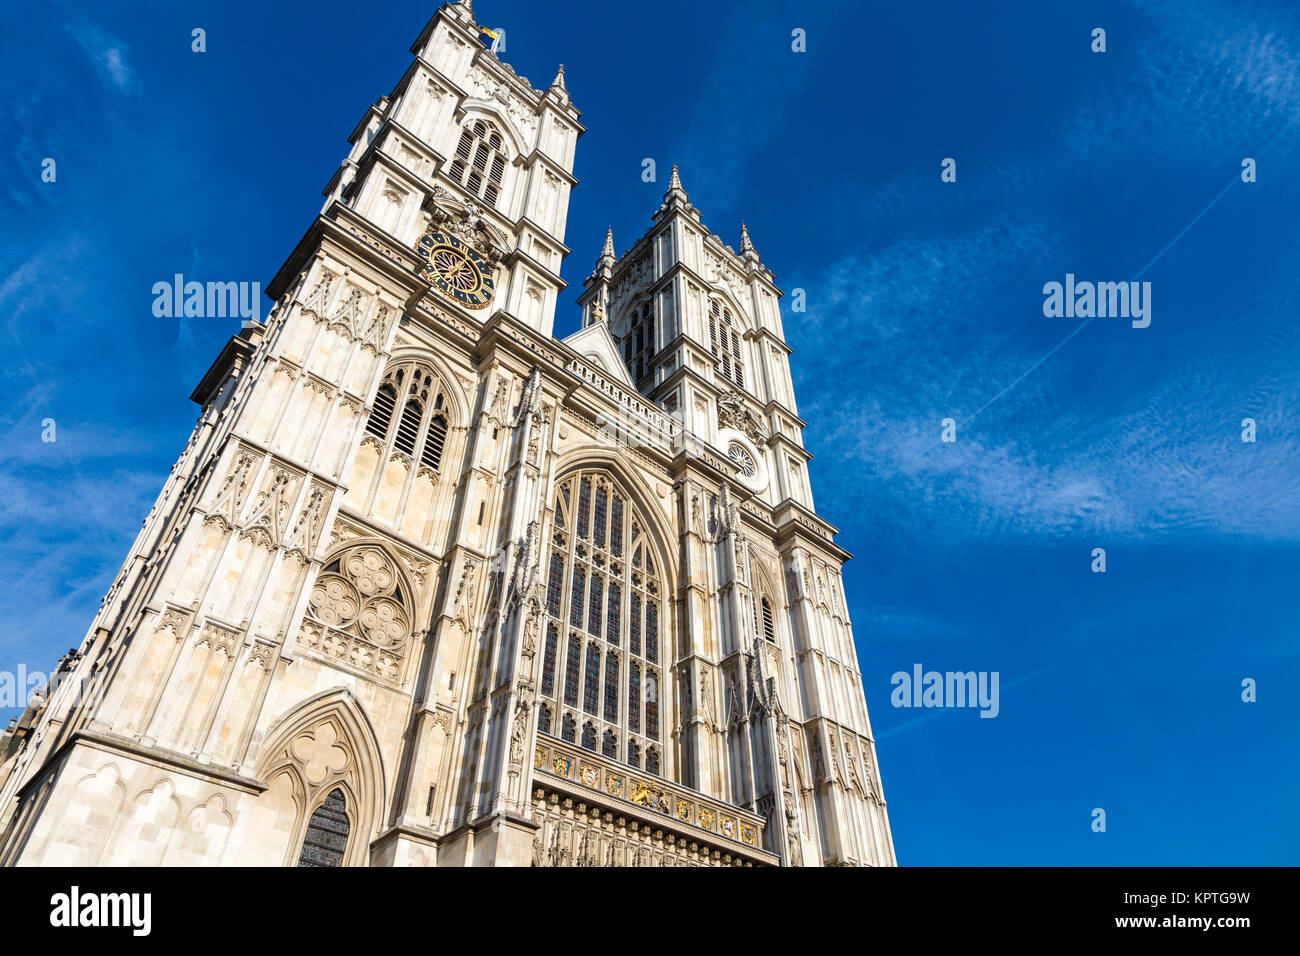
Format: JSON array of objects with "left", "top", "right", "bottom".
[
  {"left": 661, "top": 164, "right": 690, "bottom": 209},
  {"left": 551, "top": 63, "right": 567, "bottom": 92},
  {"left": 601, "top": 226, "right": 615, "bottom": 259},
  {"left": 739, "top": 221, "right": 756, "bottom": 255}
]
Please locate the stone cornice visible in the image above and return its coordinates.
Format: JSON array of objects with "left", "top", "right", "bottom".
[
  {"left": 190, "top": 331, "right": 257, "bottom": 408},
  {"left": 773, "top": 500, "right": 851, "bottom": 563}
]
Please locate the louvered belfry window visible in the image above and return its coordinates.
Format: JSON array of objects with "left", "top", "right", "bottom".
[
  {"left": 539, "top": 469, "right": 664, "bottom": 773},
  {"left": 448, "top": 119, "right": 508, "bottom": 208},
  {"left": 623, "top": 301, "right": 656, "bottom": 382},
  {"left": 365, "top": 363, "right": 452, "bottom": 474},
  {"left": 708, "top": 299, "right": 745, "bottom": 390}
]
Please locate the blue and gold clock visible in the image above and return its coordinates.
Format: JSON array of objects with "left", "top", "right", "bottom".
[{"left": 414, "top": 231, "right": 496, "bottom": 310}]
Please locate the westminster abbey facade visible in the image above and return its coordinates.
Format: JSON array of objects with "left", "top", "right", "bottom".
[{"left": 0, "top": 1, "right": 895, "bottom": 867}]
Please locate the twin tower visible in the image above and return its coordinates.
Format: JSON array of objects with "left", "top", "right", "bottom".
[{"left": 0, "top": 1, "right": 895, "bottom": 867}]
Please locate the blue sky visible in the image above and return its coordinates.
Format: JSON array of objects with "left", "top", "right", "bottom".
[{"left": 2, "top": 0, "right": 1298, "bottom": 864}]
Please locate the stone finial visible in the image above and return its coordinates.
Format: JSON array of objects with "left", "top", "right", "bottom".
[
  {"left": 551, "top": 63, "right": 567, "bottom": 92},
  {"left": 662, "top": 165, "right": 690, "bottom": 209},
  {"left": 601, "top": 226, "right": 615, "bottom": 259},
  {"left": 740, "top": 221, "right": 755, "bottom": 254}
]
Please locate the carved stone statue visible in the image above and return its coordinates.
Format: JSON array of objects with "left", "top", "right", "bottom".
[{"left": 508, "top": 698, "right": 530, "bottom": 767}]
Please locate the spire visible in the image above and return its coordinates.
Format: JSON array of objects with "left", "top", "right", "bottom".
[
  {"left": 546, "top": 63, "right": 570, "bottom": 106},
  {"left": 668, "top": 164, "right": 683, "bottom": 192},
  {"left": 584, "top": 226, "right": 616, "bottom": 325},
  {"left": 739, "top": 220, "right": 760, "bottom": 264}
]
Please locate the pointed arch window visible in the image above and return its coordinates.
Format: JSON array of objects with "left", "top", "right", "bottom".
[
  {"left": 708, "top": 300, "right": 745, "bottom": 390},
  {"left": 366, "top": 383, "right": 397, "bottom": 440},
  {"left": 603, "top": 653, "right": 619, "bottom": 723},
  {"left": 583, "top": 644, "right": 601, "bottom": 715},
  {"left": 297, "top": 788, "right": 351, "bottom": 867},
  {"left": 365, "top": 362, "right": 453, "bottom": 475},
  {"left": 563, "top": 635, "right": 581, "bottom": 707},
  {"left": 448, "top": 119, "right": 508, "bottom": 209},
  {"left": 536, "top": 469, "right": 665, "bottom": 773},
  {"left": 629, "top": 663, "right": 641, "bottom": 734},
  {"left": 540, "top": 623, "right": 559, "bottom": 697},
  {"left": 623, "top": 300, "right": 656, "bottom": 382}
]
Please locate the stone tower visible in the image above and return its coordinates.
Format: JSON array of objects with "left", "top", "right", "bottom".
[{"left": 0, "top": 1, "right": 894, "bottom": 867}]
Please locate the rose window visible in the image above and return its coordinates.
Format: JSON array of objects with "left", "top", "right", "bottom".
[{"left": 726, "top": 441, "right": 757, "bottom": 477}]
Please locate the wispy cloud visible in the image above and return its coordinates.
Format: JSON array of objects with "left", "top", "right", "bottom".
[
  {"left": 798, "top": 220, "right": 1300, "bottom": 544},
  {"left": 1084, "top": 0, "right": 1300, "bottom": 156},
  {"left": 66, "top": 21, "right": 136, "bottom": 94},
  {"left": 855, "top": 604, "right": 965, "bottom": 641},
  {"left": 792, "top": 0, "right": 1300, "bottom": 548}
]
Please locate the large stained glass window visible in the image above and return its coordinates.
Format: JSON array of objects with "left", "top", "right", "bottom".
[{"left": 536, "top": 469, "right": 665, "bottom": 771}]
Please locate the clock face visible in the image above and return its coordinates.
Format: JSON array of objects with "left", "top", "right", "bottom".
[{"left": 414, "top": 231, "right": 495, "bottom": 309}]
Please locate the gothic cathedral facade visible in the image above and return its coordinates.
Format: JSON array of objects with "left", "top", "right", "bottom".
[{"left": 0, "top": 2, "right": 895, "bottom": 867}]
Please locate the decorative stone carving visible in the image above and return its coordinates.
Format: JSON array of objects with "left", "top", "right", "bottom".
[
  {"left": 701, "top": 671, "right": 718, "bottom": 732},
  {"left": 241, "top": 467, "right": 298, "bottom": 548},
  {"left": 285, "top": 484, "right": 329, "bottom": 558},
  {"left": 210, "top": 450, "right": 256, "bottom": 525},
  {"left": 718, "top": 390, "right": 768, "bottom": 445},
  {"left": 156, "top": 607, "right": 192, "bottom": 640},
  {"left": 300, "top": 268, "right": 339, "bottom": 318},
  {"left": 196, "top": 622, "right": 241, "bottom": 655},
  {"left": 464, "top": 68, "right": 539, "bottom": 144},
  {"left": 427, "top": 188, "right": 510, "bottom": 268},
  {"left": 301, "top": 544, "right": 413, "bottom": 683}
]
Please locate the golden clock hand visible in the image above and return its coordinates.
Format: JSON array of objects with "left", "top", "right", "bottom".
[{"left": 446, "top": 258, "right": 475, "bottom": 286}]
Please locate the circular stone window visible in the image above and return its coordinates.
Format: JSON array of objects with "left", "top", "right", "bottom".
[{"left": 727, "top": 441, "right": 757, "bottom": 477}]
